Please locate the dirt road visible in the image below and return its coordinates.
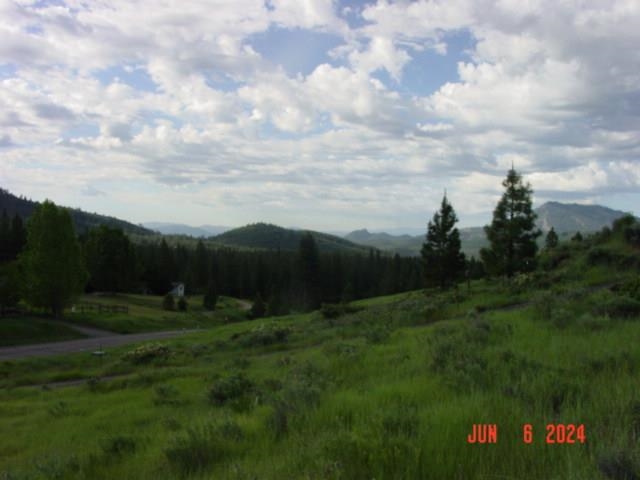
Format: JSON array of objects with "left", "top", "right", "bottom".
[{"left": 0, "top": 329, "right": 197, "bottom": 361}]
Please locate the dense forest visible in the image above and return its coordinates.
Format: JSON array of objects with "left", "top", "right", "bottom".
[{"left": 0, "top": 205, "right": 425, "bottom": 314}]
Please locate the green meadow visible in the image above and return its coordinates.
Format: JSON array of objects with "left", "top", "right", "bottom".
[{"left": 1, "top": 230, "right": 639, "bottom": 479}]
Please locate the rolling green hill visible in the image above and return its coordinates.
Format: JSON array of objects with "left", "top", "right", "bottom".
[
  {"left": 1, "top": 216, "right": 639, "bottom": 479},
  {"left": 0, "top": 188, "right": 153, "bottom": 236}
]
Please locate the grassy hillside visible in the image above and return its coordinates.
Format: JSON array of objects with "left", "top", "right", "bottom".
[{"left": 1, "top": 220, "right": 639, "bottom": 479}]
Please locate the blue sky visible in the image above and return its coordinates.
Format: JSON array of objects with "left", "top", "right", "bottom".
[{"left": 1, "top": 0, "right": 639, "bottom": 231}]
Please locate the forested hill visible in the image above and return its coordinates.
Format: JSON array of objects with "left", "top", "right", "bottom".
[
  {"left": 345, "top": 202, "right": 633, "bottom": 257},
  {"left": 212, "top": 223, "right": 373, "bottom": 254},
  {"left": 0, "top": 188, "right": 153, "bottom": 236}
]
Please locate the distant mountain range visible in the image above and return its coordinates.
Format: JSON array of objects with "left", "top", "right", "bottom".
[
  {"left": 345, "top": 202, "right": 633, "bottom": 257},
  {"left": 2, "top": 187, "right": 632, "bottom": 258},
  {"left": 143, "top": 222, "right": 230, "bottom": 237},
  {"left": 0, "top": 188, "right": 153, "bottom": 236}
]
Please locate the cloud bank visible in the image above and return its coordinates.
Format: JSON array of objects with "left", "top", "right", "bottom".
[{"left": 1, "top": 0, "right": 639, "bottom": 229}]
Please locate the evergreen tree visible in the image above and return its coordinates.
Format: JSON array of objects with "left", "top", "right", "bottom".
[
  {"left": 545, "top": 227, "right": 559, "bottom": 249},
  {"left": 297, "top": 233, "right": 320, "bottom": 310},
  {"left": 84, "top": 226, "right": 136, "bottom": 292},
  {"left": 20, "top": 201, "right": 87, "bottom": 317},
  {"left": 421, "top": 194, "right": 466, "bottom": 289},
  {"left": 0, "top": 210, "right": 9, "bottom": 263},
  {"left": 250, "top": 292, "right": 266, "bottom": 319},
  {"left": 193, "top": 240, "right": 209, "bottom": 291},
  {"left": 203, "top": 280, "right": 218, "bottom": 311},
  {"left": 480, "top": 169, "right": 541, "bottom": 277},
  {"left": 158, "top": 239, "right": 176, "bottom": 292},
  {"left": 9, "top": 215, "right": 26, "bottom": 260}
]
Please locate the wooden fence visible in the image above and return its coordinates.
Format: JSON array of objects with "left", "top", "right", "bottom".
[{"left": 75, "top": 301, "right": 129, "bottom": 314}]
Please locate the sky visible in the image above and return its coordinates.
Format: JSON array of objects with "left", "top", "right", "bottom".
[{"left": 1, "top": 0, "right": 639, "bottom": 232}]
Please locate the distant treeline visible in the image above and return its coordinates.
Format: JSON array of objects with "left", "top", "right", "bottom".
[
  {"left": 93, "top": 228, "right": 425, "bottom": 312},
  {"left": 0, "top": 206, "right": 427, "bottom": 313},
  {"left": 0, "top": 188, "right": 152, "bottom": 236}
]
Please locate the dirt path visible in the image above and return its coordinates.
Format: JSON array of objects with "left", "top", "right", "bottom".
[{"left": 0, "top": 329, "right": 198, "bottom": 362}]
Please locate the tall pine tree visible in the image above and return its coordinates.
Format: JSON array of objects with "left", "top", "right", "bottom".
[
  {"left": 297, "top": 233, "right": 320, "bottom": 310},
  {"left": 481, "top": 168, "right": 541, "bottom": 277},
  {"left": 421, "top": 194, "right": 465, "bottom": 289}
]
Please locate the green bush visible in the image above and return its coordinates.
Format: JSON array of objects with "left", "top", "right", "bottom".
[
  {"left": 177, "top": 297, "right": 187, "bottom": 312},
  {"left": 594, "top": 295, "right": 640, "bottom": 318},
  {"left": 208, "top": 373, "right": 256, "bottom": 408},
  {"left": 165, "top": 422, "right": 242, "bottom": 475},
  {"left": 320, "top": 302, "right": 362, "bottom": 320},
  {"left": 532, "top": 291, "right": 556, "bottom": 322},
  {"left": 123, "top": 344, "right": 170, "bottom": 364},
  {"left": 100, "top": 435, "right": 137, "bottom": 457},
  {"left": 236, "top": 324, "right": 291, "bottom": 348},
  {"left": 162, "top": 294, "right": 175, "bottom": 311},
  {"left": 613, "top": 277, "right": 640, "bottom": 301},
  {"left": 624, "top": 225, "right": 640, "bottom": 247},
  {"left": 153, "top": 384, "right": 181, "bottom": 406},
  {"left": 364, "top": 323, "right": 391, "bottom": 344}
]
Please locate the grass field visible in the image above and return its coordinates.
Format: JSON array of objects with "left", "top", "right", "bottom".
[
  {"left": 62, "top": 294, "right": 249, "bottom": 334},
  {"left": 1, "top": 231, "right": 639, "bottom": 479},
  {"left": 0, "top": 316, "right": 86, "bottom": 346}
]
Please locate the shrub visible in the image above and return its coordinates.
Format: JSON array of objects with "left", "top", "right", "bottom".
[
  {"left": 208, "top": 373, "right": 255, "bottom": 409},
  {"left": 237, "top": 324, "right": 291, "bottom": 348},
  {"left": 624, "top": 225, "right": 640, "bottom": 247},
  {"left": 612, "top": 214, "right": 637, "bottom": 234},
  {"left": 162, "top": 294, "right": 175, "bottom": 311},
  {"left": 177, "top": 297, "right": 187, "bottom": 312},
  {"left": 100, "top": 435, "right": 137, "bottom": 457},
  {"left": 614, "top": 277, "right": 640, "bottom": 301},
  {"left": 48, "top": 401, "right": 70, "bottom": 418},
  {"left": 428, "top": 326, "right": 488, "bottom": 391},
  {"left": 364, "top": 323, "right": 391, "bottom": 344},
  {"left": 320, "top": 302, "right": 361, "bottom": 320},
  {"left": 123, "top": 344, "right": 170, "bottom": 364},
  {"left": 597, "top": 450, "right": 638, "bottom": 480},
  {"left": 153, "top": 384, "right": 181, "bottom": 406},
  {"left": 532, "top": 292, "right": 556, "bottom": 322},
  {"left": 165, "top": 422, "right": 242, "bottom": 475},
  {"left": 594, "top": 295, "right": 640, "bottom": 318}
]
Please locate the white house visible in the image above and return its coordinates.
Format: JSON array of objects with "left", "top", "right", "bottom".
[{"left": 169, "top": 282, "right": 185, "bottom": 297}]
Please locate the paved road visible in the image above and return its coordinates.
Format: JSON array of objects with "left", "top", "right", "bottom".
[
  {"left": 0, "top": 329, "right": 197, "bottom": 361},
  {"left": 56, "top": 320, "right": 116, "bottom": 338}
]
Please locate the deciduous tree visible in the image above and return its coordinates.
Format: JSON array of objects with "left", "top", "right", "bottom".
[{"left": 20, "top": 201, "right": 87, "bottom": 317}]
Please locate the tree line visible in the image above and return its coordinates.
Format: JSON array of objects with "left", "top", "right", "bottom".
[
  {"left": 1, "top": 167, "right": 548, "bottom": 317},
  {"left": 0, "top": 203, "right": 423, "bottom": 316}
]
